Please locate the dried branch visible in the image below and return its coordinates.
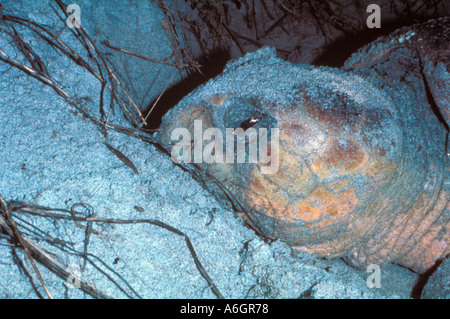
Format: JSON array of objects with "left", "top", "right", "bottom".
[
  {"left": 102, "top": 40, "right": 189, "bottom": 69},
  {"left": 0, "top": 195, "right": 54, "bottom": 298},
  {"left": 6, "top": 200, "right": 225, "bottom": 299}
]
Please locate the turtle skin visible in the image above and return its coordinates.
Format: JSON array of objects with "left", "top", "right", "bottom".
[{"left": 158, "top": 18, "right": 449, "bottom": 274}]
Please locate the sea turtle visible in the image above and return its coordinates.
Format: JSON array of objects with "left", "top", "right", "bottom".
[{"left": 158, "top": 18, "right": 449, "bottom": 274}]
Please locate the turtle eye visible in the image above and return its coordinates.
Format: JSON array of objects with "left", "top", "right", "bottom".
[{"left": 238, "top": 117, "right": 259, "bottom": 131}]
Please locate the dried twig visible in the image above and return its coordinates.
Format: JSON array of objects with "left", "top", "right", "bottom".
[
  {"left": 102, "top": 40, "right": 188, "bottom": 69},
  {"left": 0, "top": 2, "right": 154, "bottom": 128},
  {"left": 0, "top": 195, "right": 54, "bottom": 298},
  {"left": 0, "top": 196, "right": 111, "bottom": 299},
  {"left": 104, "top": 142, "right": 139, "bottom": 175},
  {"left": 7, "top": 201, "right": 225, "bottom": 299},
  {"left": 52, "top": 0, "right": 147, "bottom": 126}
]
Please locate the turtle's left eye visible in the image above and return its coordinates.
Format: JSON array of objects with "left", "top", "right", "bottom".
[{"left": 238, "top": 117, "right": 259, "bottom": 131}]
